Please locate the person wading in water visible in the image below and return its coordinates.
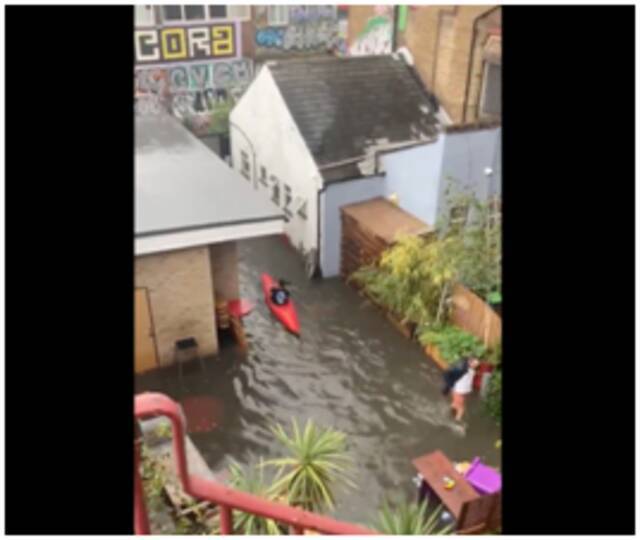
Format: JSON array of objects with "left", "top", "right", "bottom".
[{"left": 442, "top": 357, "right": 481, "bottom": 422}]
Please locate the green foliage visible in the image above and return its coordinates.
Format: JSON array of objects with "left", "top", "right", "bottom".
[
  {"left": 488, "top": 342, "right": 502, "bottom": 367},
  {"left": 351, "top": 234, "right": 460, "bottom": 327},
  {"left": 486, "top": 290, "right": 502, "bottom": 305},
  {"left": 374, "top": 498, "right": 453, "bottom": 535},
  {"left": 225, "top": 460, "right": 283, "bottom": 535},
  {"left": 140, "top": 444, "right": 167, "bottom": 512},
  {"left": 438, "top": 185, "right": 502, "bottom": 300},
  {"left": 263, "top": 419, "right": 354, "bottom": 512},
  {"left": 485, "top": 369, "right": 502, "bottom": 424},
  {"left": 418, "top": 325, "right": 486, "bottom": 363},
  {"left": 351, "top": 185, "right": 501, "bottom": 330}
]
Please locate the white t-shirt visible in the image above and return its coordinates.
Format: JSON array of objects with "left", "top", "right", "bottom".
[{"left": 453, "top": 368, "right": 475, "bottom": 395}]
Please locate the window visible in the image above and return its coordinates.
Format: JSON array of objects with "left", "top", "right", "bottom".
[
  {"left": 185, "top": 5, "right": 206, "bottom": 20},
  {"left": 240, "top": 151, "right": 251, "bottom": 180},
  {"left": 268, "top": 5, "right": 289, "bottom": 25},
  {"left": 480, "top": 62, "right": 501, "bottom": 118},
  {"left": 162, "top": 5, "right": 183, "bottom": 21},
  {"left": 227, "top": 5, "right": 251, "bottom": 20},
  {"left": 162, "top": 5, "right": 250, "bottom": 24},
  {"left": 209, "top": 5, "right": 227, "bottom": 18},
  {"left": 135, "top": 5, "right": 156, "bottom": 27}
]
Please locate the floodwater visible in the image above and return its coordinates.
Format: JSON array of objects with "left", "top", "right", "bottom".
[{"left": 136, "top": 235, "right": 501, "bottom": 526}]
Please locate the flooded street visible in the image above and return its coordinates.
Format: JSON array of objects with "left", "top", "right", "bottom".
[{"left": 136, "top": 235, "right": 500, "bottom": 526}]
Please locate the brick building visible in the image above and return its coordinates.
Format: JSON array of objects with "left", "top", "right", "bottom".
[
  {"left": 135, "top": 112, "right": 283, "bottom": 374},
  {"left": 347, "top": 6, "right": 501, "bottom": 124}
]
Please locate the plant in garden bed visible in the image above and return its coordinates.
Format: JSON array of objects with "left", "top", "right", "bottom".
[
  {"left": 350, "top": 185, "right": 501, "bottom": 331},
  {"left": 263, "top": 419, "right": 355, "bottom": 512},
  {"left": 418, "top": 325, "right": 486, "bottom": 364},
  {"left": 440, "top": 185, "right": 502, "bottom": 303},
  {"left": 373, "top": 497, "right": 453, "bottom": 535},
  {"left": 350, "top": 233, "right": 460, "bottom": 328}
]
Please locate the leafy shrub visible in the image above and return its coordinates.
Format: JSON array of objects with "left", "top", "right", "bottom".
[
  {"left": 487, "top": 342, "right": 501, "bottom": 367},
  {"left": 417, "top": 325, "right": 486, "bottom": 364},
  {"left": 351, "top": 234, "right": 460, "bottom": 327},
  {"left": 485, "top": 369, "right": 502, "bottom": 424}
]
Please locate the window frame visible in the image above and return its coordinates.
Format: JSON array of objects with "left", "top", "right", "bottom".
[
  {"left": 267, "top": 5, "right": 290, "bottom": 26},
  {"left": 160, "top": 5, "right": 251, "bottom": 25},
  {"left": 135, "top": 5, "right": 156, "bottom": 27}
]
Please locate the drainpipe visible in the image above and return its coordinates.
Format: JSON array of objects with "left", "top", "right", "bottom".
[{"left": 461, "top": 6, "right": 499, "bottom": 124}]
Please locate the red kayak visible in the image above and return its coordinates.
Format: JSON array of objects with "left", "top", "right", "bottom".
[{"left": 261, "top": 273, "right": 300, "bottom": 336}]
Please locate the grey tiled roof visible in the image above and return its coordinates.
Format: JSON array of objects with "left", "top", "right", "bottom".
[{"left": 268, "top": 55, "right": 440, "bottom": 172}]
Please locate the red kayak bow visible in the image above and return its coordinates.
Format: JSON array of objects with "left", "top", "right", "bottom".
[{"left": 261, "top": 273, "right": 300, "bottom": 336}]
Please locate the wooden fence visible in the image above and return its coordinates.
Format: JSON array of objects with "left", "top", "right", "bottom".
[{"left": 450, "top": 284, "right": 501, "bottom": 348}]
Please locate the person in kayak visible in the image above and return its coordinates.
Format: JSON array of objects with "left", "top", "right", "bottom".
[
  {"left": 442, "top": 357, "right": 480, "bottom": 422},
  {"left": 270, "top": 279, "right": 291, "bottom": 306}
]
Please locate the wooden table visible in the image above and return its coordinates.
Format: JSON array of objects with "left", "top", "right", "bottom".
[
  {"left": 412, "top": 450, "right": 480, "bottom": 519},
  {"left": 412, "top": 450, "right": 501, "bottom": 533}
]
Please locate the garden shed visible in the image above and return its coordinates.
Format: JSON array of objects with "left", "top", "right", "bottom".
[
  {"left": 340, "top": 197, "right": 433, "bottom": 279},
  {"left": 135, "top": 113, "right": 284, "bottom": 374}
]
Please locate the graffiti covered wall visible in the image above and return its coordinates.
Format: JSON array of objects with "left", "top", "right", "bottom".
[
  {"left": 135, "top": 22, "right": 240, "bottom": 65},
  {"left": 135, "top": 21, "right": 252, "bottom": 137},
  {"left": 349, "top": 6, "right": 393, "bottom": 56},
  {"left": 254, "top": 5, "right": 346, "bottom": 56},
  {"left": 134, "top": 59, "right": 254, "bottom": 135}
]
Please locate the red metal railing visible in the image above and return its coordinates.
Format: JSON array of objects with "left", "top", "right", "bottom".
[{"left": 134, "top": 392, "right": 377, "bottom": 535}]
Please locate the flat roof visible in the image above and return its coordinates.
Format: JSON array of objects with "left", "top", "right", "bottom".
[
  {"left": 341, "top": 197, "right": 432, "bottom": 244},
  {"left": 136, "top": 113, "right": 284, "bottom": 253}
]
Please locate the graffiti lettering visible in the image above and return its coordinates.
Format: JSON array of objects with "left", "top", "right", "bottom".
[
  {"left": 255, "top": 5, "right": 343, "bottom": 52},
  {"left": 134, "top": 23, "right": 239, "bottom": 65},
  {"left": 134, "top": 59, "right": 253, "bottom": 135},
  {"left": 255, "top": 27, "right": 284, "bottom": 48},
  {"left": 136, "top": 59, "right": 253, "bottom": 93}
]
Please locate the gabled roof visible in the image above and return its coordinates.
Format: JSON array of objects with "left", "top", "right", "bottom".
[
  {"left": 268, "top": 55, "right": 441, "bottom": 180},
  {"left": 135, "top": 113, "right": 284, "bottom": 255}
]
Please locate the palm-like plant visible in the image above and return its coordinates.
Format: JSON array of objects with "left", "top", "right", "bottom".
[
  {"left": 374, "top": 498, "right": 454, "bottom": 535},
  {"left": 263, "top": 419, "right": 355, "bottom": 512},
  {"left": 224, "top": 459, "right": 283, "bottom": 535}
]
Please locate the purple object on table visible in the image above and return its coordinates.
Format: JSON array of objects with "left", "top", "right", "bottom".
[{"left": 464, "top": 457, "right": 502, "bottom": 495}]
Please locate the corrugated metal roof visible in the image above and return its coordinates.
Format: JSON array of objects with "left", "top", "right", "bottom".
[
  {"left": 268, "top": 55, "right": 440, "bottom": 173},
  {"left": 135, "top": 113, "right": 283, "bottom": 238}
]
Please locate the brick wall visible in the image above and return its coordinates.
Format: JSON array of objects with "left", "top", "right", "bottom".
[
  {"left": 348, "top": 6, "right": 501, "bottom": 125},
  {"left": 135, "top": 246, "right": 218, "bottom": 366},
  {"left": 209, "top": 242, "right": 240, "bottom": 302}
]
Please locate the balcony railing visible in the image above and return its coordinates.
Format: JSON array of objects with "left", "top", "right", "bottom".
[{"left": 134, "top": 392, "right": 377, "bottom": 535}]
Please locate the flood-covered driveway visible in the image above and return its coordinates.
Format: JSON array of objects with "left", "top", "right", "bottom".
[{"left": 136, "top": 235, "right": 501, "bottom": 525}]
